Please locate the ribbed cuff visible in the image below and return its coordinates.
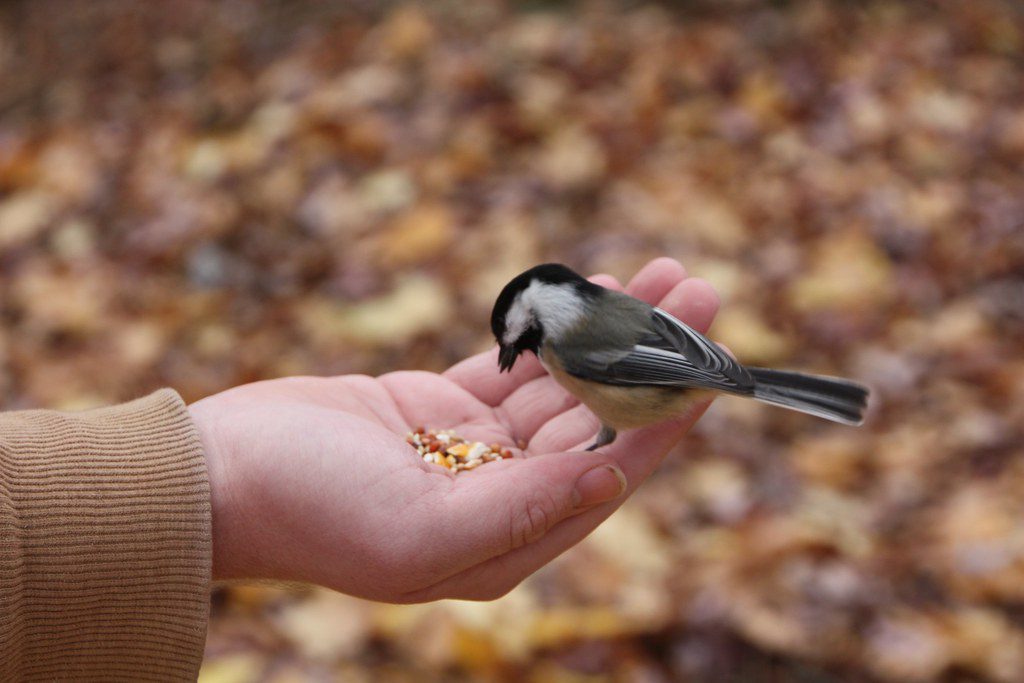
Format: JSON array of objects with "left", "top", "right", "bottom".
[{"left": 0, "top": 389, "right": 211, "bottom": 682}]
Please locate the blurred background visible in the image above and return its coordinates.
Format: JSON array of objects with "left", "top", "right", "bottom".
[{"left": 2, "top": 0, "right": 1024, "bottom": 680}]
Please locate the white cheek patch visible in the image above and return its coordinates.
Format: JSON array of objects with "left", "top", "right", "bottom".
[
  {"left": 527, "top": 282, "right": 586, "bottom": 339},
  {"left": 502, "top": 281, "right": 586, "bottom": 345},
  {"left": 503, "top": 296, "right": 533, "bottom": 346}
]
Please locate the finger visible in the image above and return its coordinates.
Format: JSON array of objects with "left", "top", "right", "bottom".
[
  {"left": 444, "top": 346, "right": 546, "bottom": 408},
  {"left": 401, "top": 399, "right": 713, "bottom": 603},
  {"left": 589, "top": 273, "right": 623, "bottom": 291},
  {"left": 443, "top": 276, "right": 620, "bottom": 408},
  {"left": 658, "top": 277, "right": 720, "bottom": 333},
  {"left": 527, "top": 403, "right": 601, "bottom": 455},
  {"left": 528, "top": 277, "right": 721, "bottom": 454},
  {"left": 497, "top": 375, "right": 578, "bottom": 446},
  {"left": 598, "top": 397, "right": 712, "bottom": 489},
  {"left": 378, "top": 371, "right": 493, "bottom": 428},
  {"left": 625, "top": 257, "right": 687, "bottom": 303},
  {"left": 530, "top": 392, "right": 711, "bottom": 472},
  {"left": 410, "top": 451, "right": 627, "bottom": 579}
]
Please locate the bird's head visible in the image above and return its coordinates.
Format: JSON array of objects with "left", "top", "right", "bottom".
[{"left": 490, "top": 263, "right": 599, "bottom": 372}]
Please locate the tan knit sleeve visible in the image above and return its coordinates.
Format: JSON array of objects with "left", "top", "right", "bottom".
[{"left": 0, "top": 389, "right": 211, "bottom": 682}]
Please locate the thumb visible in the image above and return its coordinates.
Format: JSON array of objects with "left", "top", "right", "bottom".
[{"left": 437, "top": 452, "right": 627, "bottom": 567}]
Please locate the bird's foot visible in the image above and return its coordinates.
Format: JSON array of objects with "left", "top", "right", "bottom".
[{"left": 585, "top": 425, "right": 617, "bottom": 451}]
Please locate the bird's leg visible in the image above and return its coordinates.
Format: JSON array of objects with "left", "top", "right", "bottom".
[{"left": 585, "top": 425, "right": 617, "bottom": 451}]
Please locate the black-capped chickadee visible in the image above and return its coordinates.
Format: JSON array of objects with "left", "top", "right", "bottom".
[{"left": 491, "top": 264, "right": 869, "bottom": 450}]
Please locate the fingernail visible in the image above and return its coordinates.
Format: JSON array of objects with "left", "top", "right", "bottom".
[{"left": 573, "top": 464, "right": 627, "bottom": 508}]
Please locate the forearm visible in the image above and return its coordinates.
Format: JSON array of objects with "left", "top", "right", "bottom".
[{"left": 0, "top": 389, "right": 211, "bottom": 681}]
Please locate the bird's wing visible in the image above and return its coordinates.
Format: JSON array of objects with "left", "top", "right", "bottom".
[{"left": 559, "top": 307, "right": 754, "bottom": 392}]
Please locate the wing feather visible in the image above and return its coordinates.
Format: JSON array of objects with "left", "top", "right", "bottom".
[{"left": 559, "top": 307, "right": 754, "bottom": 392}]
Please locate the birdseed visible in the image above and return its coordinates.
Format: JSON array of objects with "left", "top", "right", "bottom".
[{"left": 406, "top": 427, "right": 513, "bottom": 473}]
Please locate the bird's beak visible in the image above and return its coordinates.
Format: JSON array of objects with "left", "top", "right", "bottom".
[{"left": 498, "top": 344, "right": 518, "bottom": 373}]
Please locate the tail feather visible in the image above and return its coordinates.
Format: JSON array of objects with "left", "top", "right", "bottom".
[{"left": 747, "top": 367, "right": 869, "bottom": 426}]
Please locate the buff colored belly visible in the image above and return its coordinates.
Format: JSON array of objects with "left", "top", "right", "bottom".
[{"left": 540, "top": 347, "right": 707, "bottom": 429}]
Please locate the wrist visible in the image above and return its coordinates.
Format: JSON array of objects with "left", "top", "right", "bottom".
[{"left": 188, "top": 399, "right": 247, "bottom": 581}]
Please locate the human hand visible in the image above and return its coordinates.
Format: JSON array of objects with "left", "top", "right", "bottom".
[{"left": 188, "top": 258, "right": 720, "bottom": 602}]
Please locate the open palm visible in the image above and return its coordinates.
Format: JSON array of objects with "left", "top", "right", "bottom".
[{"left": 190, "top": 258, "right": 721, "bottom": 602}]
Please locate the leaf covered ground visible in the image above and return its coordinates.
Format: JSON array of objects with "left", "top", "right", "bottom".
[{"left": 2, "top": 1, "right": 1024, "bottom": 681}]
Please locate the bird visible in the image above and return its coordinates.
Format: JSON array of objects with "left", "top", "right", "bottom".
[{"left": 491, "top": 263, "right": 869, "bottom": 450}]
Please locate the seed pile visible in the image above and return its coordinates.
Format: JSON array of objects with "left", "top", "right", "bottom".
[{"left": 407, "top": 427, "right": 512, "bottom": 472}]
